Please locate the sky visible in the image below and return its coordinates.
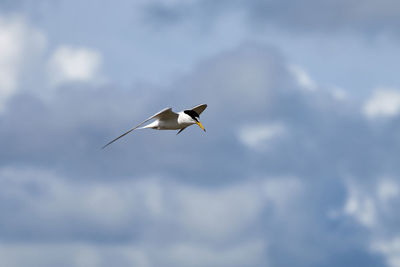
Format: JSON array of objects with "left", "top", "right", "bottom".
[{"left": 1, "top": 0, "right": 400, "bottom": 266}]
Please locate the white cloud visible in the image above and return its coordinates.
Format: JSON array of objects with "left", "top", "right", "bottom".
[
  {"left": 342, "top": 178, "right": 400, "bottom": 228},
  {"left": 0, "top": 16, "right": 46, "bottom": 111},
  {"left": 330, "top": 87, "right": 349, "bottom": 101},
  {"left": 288, "top": 64, "right": 317, "bottom": 91},
  {"left": 262, "top": 178, "right": 303, "bottom": 211},
  {"left": 342, "top": 178, "right": 400, "bottom": 266},
  {"left": 48, "top": 46, "right": 103, "bottom": 86},
  {"left": 363, "top": 88, "right": 400, "bottom": 119},
  {"left": 378, "top": 179, "right": 399, "bottom": 203},
  {"left": 343, "top": 190, "right": 376, "bottom": 227},
  {"left": 371, "top": 237, "right": 400, "bottom": 267},
  {"left": 238, "top": 122, "right": 286, "bottom": 150}
]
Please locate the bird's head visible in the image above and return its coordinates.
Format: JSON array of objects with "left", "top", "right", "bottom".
[{"left": 184, "top": 110, "right": 206, "bottom": 132}]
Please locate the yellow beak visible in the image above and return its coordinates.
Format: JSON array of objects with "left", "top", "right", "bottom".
[{"left": 196, "top": 121, "right": 206, "bottom": 132}]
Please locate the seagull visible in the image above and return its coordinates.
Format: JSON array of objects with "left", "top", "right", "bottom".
[{"left": 102, "top": 104, "right": 207, "bottom": 149}]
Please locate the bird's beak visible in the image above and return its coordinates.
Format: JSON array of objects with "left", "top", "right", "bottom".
[{"left": 196, "top": 121, "right": 206, "bottom": 132}]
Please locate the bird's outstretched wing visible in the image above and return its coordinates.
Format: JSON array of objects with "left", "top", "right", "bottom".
[
  {"left": 190, "top": 104, "right": 207, "bottom": 116},
  {"left": 102, "top": 107, "right": 177, "bottom": 149}
]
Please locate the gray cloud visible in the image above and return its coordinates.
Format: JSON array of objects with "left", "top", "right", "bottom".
[
  {"left": 1, "top": 43, "right": 397, "bottom": 266},
  {"left": 0, "top": 0, "right": 398, "bottom": 265},
  {"left": 143, "top": 0, "right": 400, "bottom": 36}
]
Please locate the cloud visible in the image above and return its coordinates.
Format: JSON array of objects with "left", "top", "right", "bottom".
[
  {"left": 0, "top": 15, "right": 105, "bottom": 109},
  {"left": 0, "top": 42, "right": 394, "bottom": 266},
  {"left": 363, "top": 88, "right": 400, "bottom": 119},
  {"left": 0, "top": 15, "right": 46, "bottom": 111},
  {"left": 173, "top": 43, "right": 296, "bottom": 117},
  {"left": 288, "top": 65, "right": 317, "bottom": 91},
  {"left": 330, "top": 87, "right": 349, "bottom": 101},
  {"left": 343, "top": 178, "right": 400, "bottom": 229},
  {"left": 47, "top": 46, "right": 103, "bottom": 86},
  {"left": 0, "top": 166, "right": 301, "bottom": 240},
  {"left": 0, "top": 167, "right": 169, "bottom": 239},
  {"left": 176, "top": 184, "right": 264, "bottom": 240},
  {"left": 238, "top": 122, "right": 287, "bottom": 150},
  {"left": 175, "top": 176, "right": 302, "bottom": 241},
  {"left": 377, "top": 180, "right": 399, "bottom": 203},
  {"left": 372, "top": 238, "right": 400, "bottom": 267},
  {"left": 1, "top": 1, "right": 399, "bottom": 266},
  {"left": 143, "top": 0, "right": 400, "bottom": 37},
  {"left": 343, "top": 181, "right": 377, "bottom": 228},
  {"left": 244, "top": 0, "right": 400, "bottom": 35},
  {"left": 0, "top": 43, "right": 300, "bottom": 182},
  {"left": 0, "top": 242, "right": 150, "bottom": 267},
  {"left": 0, "top": 166, "right": 303, "bottom": 266},
  {"left": 342, "top": 178, "right": 400, "bottom": 266},
  {"left": 161, "top": 240, "right": 265, "bottom": 267},
  {"left": 0, "top": 240, "right": 265, "bottom": 267}
]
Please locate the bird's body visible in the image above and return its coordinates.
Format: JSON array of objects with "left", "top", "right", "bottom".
[
  {"left": 102, "top": 104, "right": 207, "bottom": 148},
  {"left": 142, "top": 111, "right": 198, "bottom": 130}
]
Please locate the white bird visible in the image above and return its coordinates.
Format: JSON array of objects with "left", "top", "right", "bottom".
[{"left": 102, "top": 104, "right": 207, "bottom": 149}]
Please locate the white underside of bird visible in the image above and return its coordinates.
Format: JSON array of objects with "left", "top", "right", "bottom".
[{"left": 102, "top": 104, "right": 207, "bottom": 149}]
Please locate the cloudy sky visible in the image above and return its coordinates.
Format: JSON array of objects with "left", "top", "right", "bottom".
[{"left": 1, "top": 0, "right": 400, "bottom": 266}]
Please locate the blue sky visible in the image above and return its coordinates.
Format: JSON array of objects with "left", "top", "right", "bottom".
[{"left": 1, "top": 0, "right": 400, "bottom": 266}]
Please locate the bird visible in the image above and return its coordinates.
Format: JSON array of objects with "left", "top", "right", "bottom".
[{"left": 102, "top": 104, "right": 207, "bottom": 149}]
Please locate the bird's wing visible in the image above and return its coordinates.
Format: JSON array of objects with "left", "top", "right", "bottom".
[
  {"left": 176, "top": 126, "right": 188, "bottom": 135},
  {"left": 190, "top": 104, "right": 207, "bottom": 116},
  {"left": 102, "top": 107, "right": 178, "bottom": 149},
  {"left": 152, "top": 107, "right": 178, "bottom": 120}
]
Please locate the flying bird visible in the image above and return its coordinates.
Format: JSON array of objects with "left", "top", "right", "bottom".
[{"left": 102, "top": 104, "right": 207, "bottom": 149}]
